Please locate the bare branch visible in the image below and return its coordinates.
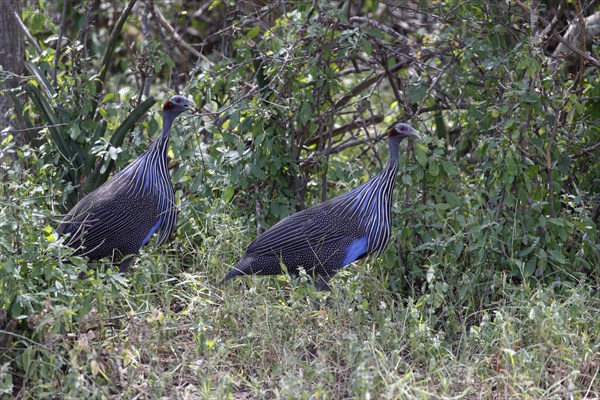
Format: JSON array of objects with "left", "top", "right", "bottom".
[
  {"left": 11, "top": 10, "right": 42, "bottom": 55},
  {"left": 515, "top": 0, "right": 600, "bottom": 67},
  {"left": 300, "top": 130, "right": 389, "bottom": 168},
  {"left": 573, "top": 141, "right": 600, "bottom": 158},
  {"left": 304, "top": 115, "right": 384, "bottom": 148},
  {"left": 539, "top": 0, "right": 566, "bottom": 39},
  {"left": 145, "top": 0, "right": 213, "bottom": 66},
  {"left": 350, "top": 16, "right": 409, "bottom": 44},
  {"left": 52, "top": 0, "right": 68, "bottom": 87}
]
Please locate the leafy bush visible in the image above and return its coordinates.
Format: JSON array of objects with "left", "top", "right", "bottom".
[{"left": 0, "top": 0, "right": 598, "bottom": 398}]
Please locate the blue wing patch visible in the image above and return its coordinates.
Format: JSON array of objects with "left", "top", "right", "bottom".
[
  {"left": 142, "top": 217, "right": 162, "bottom": 246},
  {"left": 342, "top": 236, "right": 368, "bottom": 266}
]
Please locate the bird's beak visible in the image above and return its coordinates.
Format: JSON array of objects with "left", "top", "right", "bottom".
[
  {"left": 186, "top": 98, "right": 198, "bottom": 113},
  {"left": 409, "top": 129, "right": 421, "bottom": 139}
]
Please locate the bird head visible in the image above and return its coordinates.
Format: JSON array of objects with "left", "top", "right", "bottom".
[
  {"left": 162, "top": 95, "right": 196, "bottom": 116},
  {"left": 388, "top": 122, "right": 420, "bottom": 140}
]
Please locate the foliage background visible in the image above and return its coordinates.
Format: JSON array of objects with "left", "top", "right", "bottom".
[{"left": 0, "top": 0, "right": 598, "bottom": 398}]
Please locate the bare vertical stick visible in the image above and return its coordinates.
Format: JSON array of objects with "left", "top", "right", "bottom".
[
  {"left": 52, "top": 0, "right": 68, "bottom": 87},
  {"left": 546, "top": 113, "right": 561, "bottom": 219}
]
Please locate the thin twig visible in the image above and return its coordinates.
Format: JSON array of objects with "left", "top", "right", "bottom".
[
  {"left": 349, "top": 16, "right": 409, "bottom": 44},
  {"left": 11, "top": 10, "right": 42, "bottom": 55},
  {"left": 4, "top": 122, "right": 69, "bottom": 133},
  {"left": 382, "top": 52, "right": 402, "bottom": 105},
  {"left": 52, "top": 0, "right": 68, "bottom": 87},
  {"left": 573, "top": 141, "right": 600, "bottom": 158},
  {"left": 146, "top": 0, "right": 213, "bottom": 66},
  {"left": 304, "top": 115, "right": 384, "bottom": 147},
  {"left": 575, "top": 0, "right": 586, "bottom": 93},
  {"left": 91, "top": 0, "right": 138, "bottom": 119},
  {"left": 300, "top": 130, "right": 389, "bottom": 167},
  {"left": 539, "top": 0, "right": 566, "bottom": 39},
  {"left": 0, "top": 329, "right": 53, "bottom": 353},
  {"left": 584, "top": 365, "right": 600, "bottom": 399},
  {"left": 191, "top": 1, "right": 212, "bottom": 18},
  {"left": 254, "top": 183, "right": 262, "bottom": 235},
  {"left": 546, "top": 112, "right": 558, "bottom": 218},
  {"left": 496, "top": 189, "right": 506, "bottom": 222},
  {"left": 138, "top": 1, "right": 153, "bottom": 102}
]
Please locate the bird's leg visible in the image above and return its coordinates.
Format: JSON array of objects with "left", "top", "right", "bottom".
[
  {"left": 308, "top": 274, "right": 335, "bottom": 310},
  {"left": 314, "top": 274, "right": 332, "bottom": 292},
  {"left": 119, "top": 256, "right": 135, "bottom": 273},
  {"left": 77, "top": 267, "right": 87, "bottom": 280}
]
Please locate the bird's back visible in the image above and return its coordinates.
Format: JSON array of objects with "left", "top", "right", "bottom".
[
  {"left": 223, "top": 189, "right": 376, "bottom": 283},
  {"left": 57, "top": 173, "right": 160, "bottom": 263}
]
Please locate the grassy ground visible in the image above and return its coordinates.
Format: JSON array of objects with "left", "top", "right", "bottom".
[{"left": 6, "top": 213, "right": 599, "bottom": 400}]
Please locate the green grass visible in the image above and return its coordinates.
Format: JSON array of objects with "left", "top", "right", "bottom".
[
  {"left": 1, "top": 189, "right": 598, "bottom": 399},
  {"left": 3, "top": 212, "right": 598, "bottom": 399}
]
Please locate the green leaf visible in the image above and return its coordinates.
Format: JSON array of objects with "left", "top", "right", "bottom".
[
  {"left": 69, "top": 124, "right": 81, "bottom": 140},
  {"left": 25, "top": 61, "right": 56, "bottom": 97},
  {"left": 251, "top": 164, "right": 266, "bottom": 180},
  {"left": 1, "top": 134, "right": 14, "bottom": 146},
  {"left": 223, "top": 185, "right": 235, "bottom": 203},
  {"left": 24, "top": 84, "right": 77, "bottom": 179},
  {"left": 22, "top": 347, "right": 34, "bottom": 375},
  {"left": 298, "top": 101, "right": 312, "bottom": 126},
  {"left": 441, "top": 160, "right": 458, "bottom": 176},
  {"left": 547, "top": 218, "right": 565, "bottom": 227},
  {"left": 360, "top": 37, "right": 373, "bottom": 56},
  {"left": 230, "top": 109, "right": 240, "bottom": 129},
  {"left": 208, "top": 0, "right": 222, "bottom": 11},
  {"left": 413, "top": 144, "right": 428, "bottom": 167},
  {"left": 428, "top": 158, "right": 440, "bottom": 176},
  {"left": 247, "top": 26, "right": 261, "bottom": 39},
  {"left": 524, "top": 256, "right": 536, "bottom": 276},
  {"left": 505, "top": 153, "right": 518, "bottom": 176},
  {"left": 522, "top": 92, "right": 540, "bottom": 104},
  {"left": 548, "top": 249, "right": 565, "bottom": 264},
  {"left": 519, "top": 237, "right": 539, "bottom": 257},
  {"left": 407, "top": 81, "right": 427, "bottom": 104},
  {"left": 413, "top": 165, "right": 424, "bottom": 180},
  {"left": 445, "top": 191, "right": 460, "bottom": 207}
]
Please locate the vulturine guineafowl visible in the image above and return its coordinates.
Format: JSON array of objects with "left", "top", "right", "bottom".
[
  {"left": 57, "top": 95, "right": 195, "bottom": 272},
  {"left": 221, "top": 122, "right": 419, "bottom": 290}
]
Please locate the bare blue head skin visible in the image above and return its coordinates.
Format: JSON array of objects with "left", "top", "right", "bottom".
[
  {"left": 161, "top": 95, "right": 196, "bottom": 136},
  {"left": 387, "top": 122, "right": 420, "bottom": 162}
]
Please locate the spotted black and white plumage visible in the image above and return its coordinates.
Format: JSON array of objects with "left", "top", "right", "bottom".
[
  {"left": 57, "top": 95, "right": 195, "bottom": 272},
  {"left": 221, "top": 122, "right": 419, "bottom": 290}
]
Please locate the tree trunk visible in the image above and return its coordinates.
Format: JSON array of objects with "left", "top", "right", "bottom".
[{"left": 0, "top": 0, "right": 24, "bottom": 133}]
